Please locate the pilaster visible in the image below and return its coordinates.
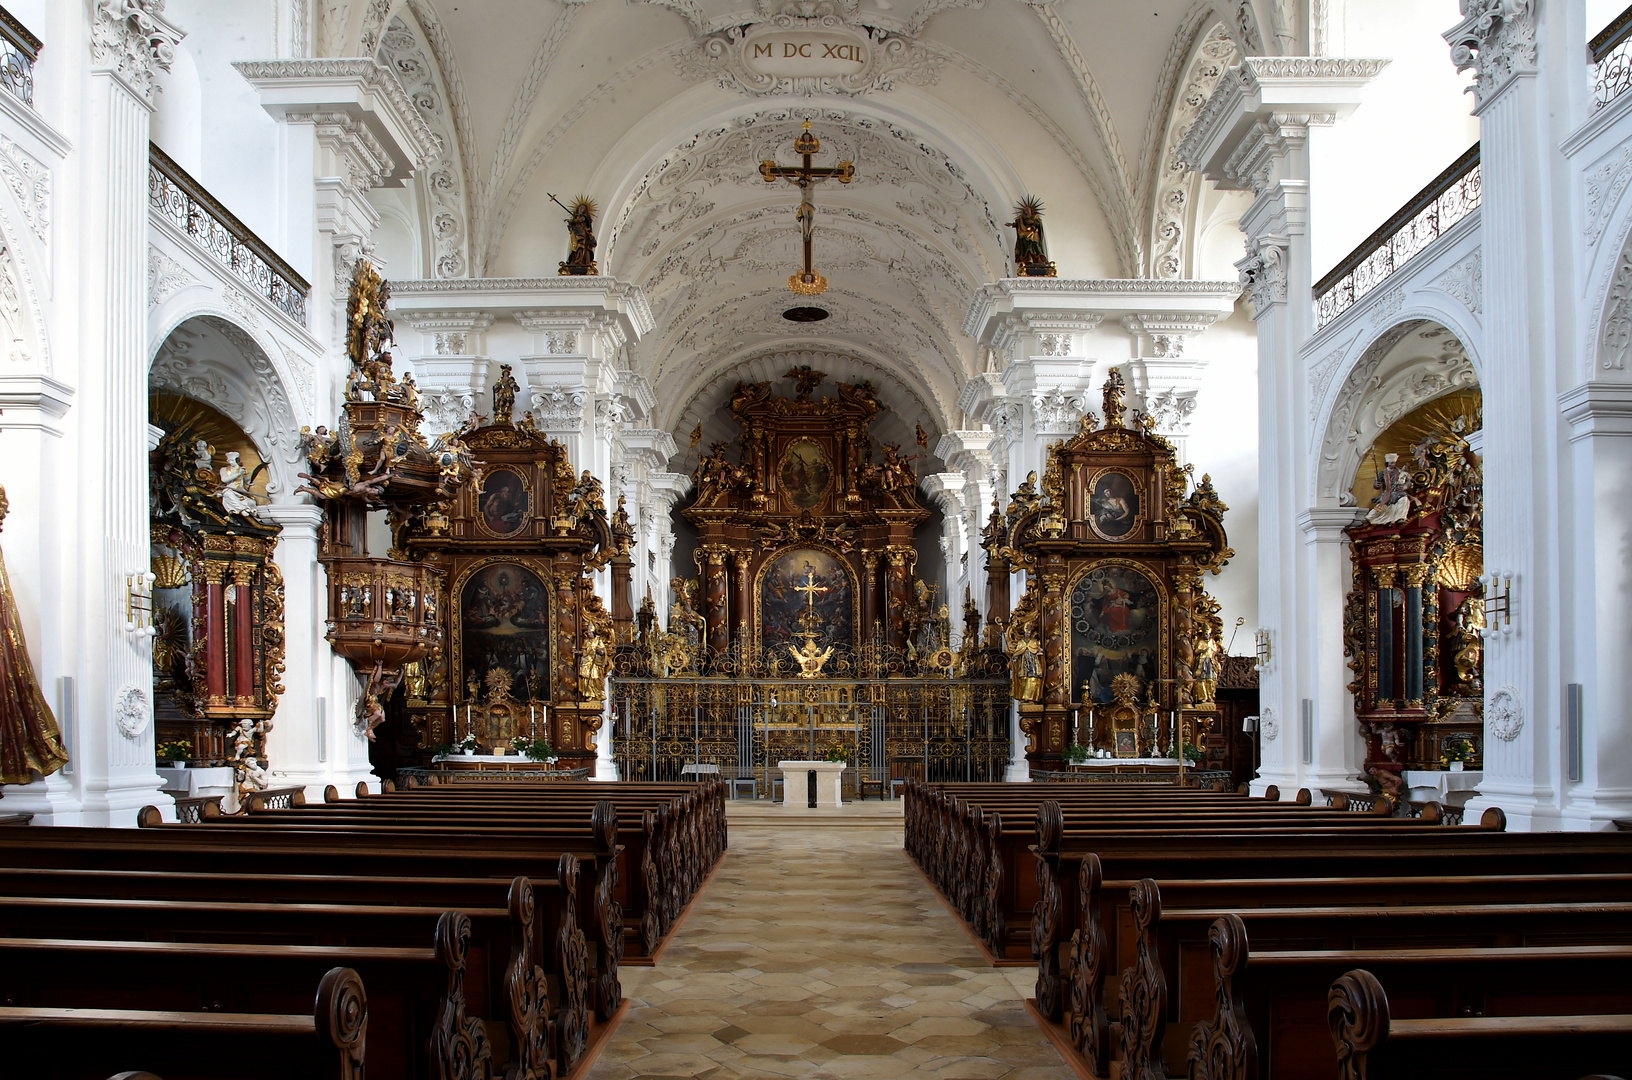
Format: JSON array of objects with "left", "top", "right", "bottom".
[{"left": 254, "top": 502, "right": 328, "bottom": 799}]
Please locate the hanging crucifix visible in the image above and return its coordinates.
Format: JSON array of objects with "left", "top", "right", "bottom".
[{"left": 760, "top": 121, "right": 854, "bottom": 296}]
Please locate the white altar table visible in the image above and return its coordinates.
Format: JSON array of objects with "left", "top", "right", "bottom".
[
  {"left": 777, "top": 760, "right": 845, "bottom": 809},
  {"left": 1402, "top": 769, "right": 1483, "bottom": 808}
]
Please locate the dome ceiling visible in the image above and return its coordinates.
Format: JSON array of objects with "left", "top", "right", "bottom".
[{"left": 359, "top": 0, "right": 1274, "bottom": 441}]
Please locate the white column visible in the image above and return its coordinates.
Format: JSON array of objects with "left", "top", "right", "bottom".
[
  {"left": 1299, "top": 509, "right": 1367, "bottom": 793},
  {"left": 1445, "top": 4, "right": 1558, "bottom": 829},
  {"left": 255, "top": 503, "right": 329, "bottom": 799},
  {"left": 75, "top": 4, "right": 186, "bottom": 826}
]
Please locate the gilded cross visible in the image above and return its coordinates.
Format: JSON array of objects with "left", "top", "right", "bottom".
[
  {"left": 793, "top": 565, "right": 829, "bottom": 610},
  {"left": 760, "top": 121, "right": 854, "bottom": 296}
]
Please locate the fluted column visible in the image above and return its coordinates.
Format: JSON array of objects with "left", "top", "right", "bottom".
[{"left": 256, "top": 503, "right": 330, "bottom": 798}]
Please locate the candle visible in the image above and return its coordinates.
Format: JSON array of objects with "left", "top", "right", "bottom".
[{"left": 530, "top": 705, "right": 536, "bottom": 737}]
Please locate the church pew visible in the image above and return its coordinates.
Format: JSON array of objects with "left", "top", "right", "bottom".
[
  {"left": 0, "top": 911, "right": 493, "bottom": 1080},
  {"left": 175, "top": 787, "right": 711, "bottom": 959},
  {"left": 0, "top": 849, "right": 600, "bottom": 1075},
  {"left": 0, "top": 965, "right": 367, "bottom": 1080},
  {"left": 1096, "top": 878, "right": 1632, "bottom": 1080},
  {"left": 1327, "top": 968, "right": 1632, "bottom": 1080},
  {"left": 1183, "top": 914, "right": 1632, "bottom": 1080}
]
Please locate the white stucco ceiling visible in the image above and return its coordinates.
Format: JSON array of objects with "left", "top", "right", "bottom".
[{"left": 359, "top": 0, "right": 1272, "bottom": 441}]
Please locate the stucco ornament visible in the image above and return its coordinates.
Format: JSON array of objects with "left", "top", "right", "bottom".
[
  {"left": 114, "top": 684, "right": 153, "bottom": 739},
  {"left": 91, "top": 0, "right": 185, "bottom": 106},
  {"left": 1259, "top": 705, "right": 1279, "bottom": 742},
  {"left": 1486, "top": 684, "right": 1524, "bottom": 742},
  {"left": 1444, "top": 0, "right": 1535, "bottom": 109}
]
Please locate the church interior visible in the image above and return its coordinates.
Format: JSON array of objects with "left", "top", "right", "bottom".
[{"left": 2, "top": 0, "right": 1632, "bottom": 1076}]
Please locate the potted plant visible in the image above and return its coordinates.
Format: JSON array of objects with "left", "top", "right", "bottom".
[
  {"left": 1064, "top": 741, "right": 1092, "bottom": 765},
  {"left": 155, "top": 740, "right": 192, "bottom": 768},
  {"left": 1440, "top": 737, "right": 1473, "bottom": 772},
  {"left": 823, "top": 744, "right": 849, "bottom": 765},
  {"left": 457, "top": 734, "right": 479, "bottom": 756},
  {"left": 512, "top": 736, "right": 555, "bottom": 763},
  {"left": 1182, "top": 744, "right": 1204, "bottom": 765}
]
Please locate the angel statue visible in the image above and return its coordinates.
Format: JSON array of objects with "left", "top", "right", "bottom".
[
  {"left": 552, "top": 193, "right": 599, "bottom": 275},
  {"left": 218, "top": 452, "right": 261, "bottom": 517},
  {"left": 1007, "top": 196, "right": 1055, "bottom": 277}
]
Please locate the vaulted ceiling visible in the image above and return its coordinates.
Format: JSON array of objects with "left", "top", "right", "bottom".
[{"left": 348, "top": 0, "right": 1284, "bottom": 438}]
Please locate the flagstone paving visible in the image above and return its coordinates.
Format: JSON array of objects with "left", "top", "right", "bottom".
[{"left": 585, "top": 823, "right": 1073, "bottom": 1080}]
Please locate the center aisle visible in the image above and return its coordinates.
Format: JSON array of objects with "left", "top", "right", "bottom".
[{"left": 586, "top": 809, "right": 1074, "bottom": 1080}]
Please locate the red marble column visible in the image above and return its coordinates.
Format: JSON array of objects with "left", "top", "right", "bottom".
[
  {"left": 231, "top": 567, "right": 256, "bottom": 706},
  {"left": 204, "top": 568, "right": 227, "bottom": 708},
  {"left": 884, "top": 546, "right": 912, "bottom": 650},
  {"left": 700, "top": 545, "right": 730, "bottom": 655}
]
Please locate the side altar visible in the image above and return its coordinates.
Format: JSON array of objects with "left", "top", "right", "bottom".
[{"left": 990, "top": 372, "right": 1233, "bottom": 771}]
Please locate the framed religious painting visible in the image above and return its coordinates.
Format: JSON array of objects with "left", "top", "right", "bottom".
[
  {"left": 1070, "top": 562, "right": 1163, "bottom": 706},
  {"left": 756, "top": 547, "right": 855, "bottom": 652},
  {"left": 457, "top": 560, "right": 551, "bottom": 712},
  {"left": 1113, "top": 729, "right": 1139, "bottom": 758},
  {"left": 778, "top": 438, "right": 832, "bottom": 511},
  {"left": 1086, "top": 468, "right": 1142, "bottom": 540},
  {"left": 475, "top": 466, "right": 530, "bottom": 537}
]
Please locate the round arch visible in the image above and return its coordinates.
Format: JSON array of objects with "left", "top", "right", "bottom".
[
  {"left": 1312, "top": 313, "right": 1482, "bottom": 505},
  {"left": 147, "top": 314, "right": 309, "bottom": 499}
]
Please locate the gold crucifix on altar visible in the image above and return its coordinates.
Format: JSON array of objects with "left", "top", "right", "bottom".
[{"left": 760, "top": 121, "right": 854, "bottom": 296}]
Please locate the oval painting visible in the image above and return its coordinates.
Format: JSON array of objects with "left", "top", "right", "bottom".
[
  {"left": 778, "top": 438, "right": 832, "bottom": 510},
  {"left": 1088, "top": 469, "right": 1140, "bottom": 539},
  {"left": 478, "top": 467, "right": 529, "bottom": 536}
]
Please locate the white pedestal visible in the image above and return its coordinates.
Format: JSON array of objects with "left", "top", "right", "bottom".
[{"left": 777, "top": 760, "right": 846, "bottom": 809}]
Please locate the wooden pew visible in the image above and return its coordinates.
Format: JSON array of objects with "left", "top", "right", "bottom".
[
  {"left": 1184, "top": 914, "right": 1632, "bottom": 1080},
  {"left": 1327, "top": 967, "right": 1632, "bottom": 1080},
  {"left": 0, "top": 965, "right": 367, "bottom": 1080}
]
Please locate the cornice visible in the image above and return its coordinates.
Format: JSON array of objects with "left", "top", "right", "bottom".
[
  {"left": 233, "top": 58, "right": 441, "bottom": 178},
  {"left": 963, "top": 278, "right": 1241, "bottom": 342},
  {"left": 389, "top": 277, "right": 655, "bottom": 339}
]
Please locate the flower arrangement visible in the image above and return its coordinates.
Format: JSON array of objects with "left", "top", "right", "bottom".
[
  {"left": 511, "top": 736, "right": 555, "bottom": 762},
  {"left": 1064, "top": 741, "right": 1092, "bottom": 764},
  {"left": 1440, "top": 737, "right": 1474, "bottom": 767},
  {"left": 457, "top": 733, "right": 480, "bottom": 754},
  {"left": 155, "top": 740, "right": 193, "bottom": 765},
  {"left": 823, "top": 744, "right": 849, "bottom": 764},
  {"left": 1182, "top": 743, "right": 1204, "bottom": 764}
]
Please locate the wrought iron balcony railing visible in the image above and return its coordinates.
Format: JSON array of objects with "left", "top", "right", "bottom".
[
  {"left": 0, "top": 6, "right": 39, "bottom": 108},
  {"left": 1593, "top": 3, "right": 1632, "bottom": 112},
  {"left": 1313, "top": 143, "right": 1481, "bottom": 331},
  {"left": 148, "top": 143, "right": 310, "bottom": 325}
]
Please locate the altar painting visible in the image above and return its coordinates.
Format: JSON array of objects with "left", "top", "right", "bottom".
[
  {"left": 778, "top": 438, "right": 831, "bottom": 510},
  {"left": 759, "top": 548, "right": 854, "bottom": 651},
  {"left": 1088, "top": 469, "right": 1140, "bottom": 539},
  {"left": 1071, "top": 564, "right": 1160, "bottom": 704},
  {"left": 477, "top": 467, "right": 529, "bottom": 536},
  {"left": 459, "top": 562, "right": 550, "bottom": 703}
]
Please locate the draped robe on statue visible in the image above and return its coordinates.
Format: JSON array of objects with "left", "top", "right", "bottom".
[{"left": 0, "top": 488, "right": 68, "bottom": 784}]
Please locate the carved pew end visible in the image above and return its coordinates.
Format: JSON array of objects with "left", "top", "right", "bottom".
[
  {"left": 1481, "top": 806, "right": 1507, "bottom": 831},
  {"left": 324, "top": 785, "right": 341, "bottom": 803},
  {"left": 1329, "top": 791, "right": 1351, "bottom": 811},
  {"left": 1295, "top": 788, "right": 1313, "bottom": 806},
  {"left": 355, "top": 781, "right": 371, "bottom": 799},
  {"left": 1264, "top": 785, "right": 1280, "bottom": 802},
  {"left": 136, "top": 806, "right": 164, "bottom": 828},
  {"left": 1419, "top": 801, "right": 1445, "bottom": 824}
]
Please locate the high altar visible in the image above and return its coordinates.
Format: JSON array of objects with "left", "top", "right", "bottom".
[
  {"left": 611, "top": 368, "right": 1011, "bottom": 793},
  {"left": 987, "top": 372, "right": 1233, "bottom": 771}
]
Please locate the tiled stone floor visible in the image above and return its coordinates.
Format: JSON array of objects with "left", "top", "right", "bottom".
[{"left": 585, "top": 824, "right": 1073, "bottom": 1080}]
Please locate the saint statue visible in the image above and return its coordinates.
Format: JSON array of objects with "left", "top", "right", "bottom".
[
  {"left": 1006, "top": 196, "right": 1055, "bottom": 277},
  {"left": 553, "top": 194, "right": 599, "bottom": 275},
  {"left": 218, "top": 452, "right": 260, "bottom": 516},
  {"left": 1365, "top": 452, "right": 1412, "bottom": 525},
  {"left": 0, "top": 487, "right": 68, "bottom": 784},
  {"left": 491, "top": 364, "right": 520, "bottom": 423},
  {"left": 1006, "top": 611, "right": 1044, "bottom": 703}
]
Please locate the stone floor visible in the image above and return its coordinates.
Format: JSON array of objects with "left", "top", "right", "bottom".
[{"left": 585, "top": 824, "right": 1073, "bottom": 1080}]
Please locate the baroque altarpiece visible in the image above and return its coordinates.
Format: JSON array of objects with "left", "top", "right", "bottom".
[
  {"left": 611, "top": 369, "right": 1010, "bottom": 791},
  {"left": 1344, "top": 391, "right": 1485, "bottom": 778},
  {"left": 297, "top": 264, "right": 625, "bottom": 773},
  {"left": 148, "top": 396, "right": 286, "bottom": 797},
  {"left": 988, "top": 372, "right": 1233, "bottom": 772}
]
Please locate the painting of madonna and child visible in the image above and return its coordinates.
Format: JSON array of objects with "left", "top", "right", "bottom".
[
  {"left": 759, "top": 549, "right": 855, "bottom": 653},
  {"left": 1070, "top": 564, "right": 1161, "bottom": 706}
]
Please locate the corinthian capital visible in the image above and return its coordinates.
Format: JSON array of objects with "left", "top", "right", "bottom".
[
  {"left": 1445, "top": 0, "right": 1536, "bottom": 110},
  {"left": 91, "top": 0, "right": 185, "bottom": 105}
]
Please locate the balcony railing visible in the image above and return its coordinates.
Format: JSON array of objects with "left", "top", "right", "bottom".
[
  {"left": 1593, "top": 4, "right": 1632, "bottom": 112},
  {"left": 1313, "top": 143, "right": 1481, "bottom": 331},
  {"left": 0, "top": 6, "right": 40, "bottom": 108},
  {"left": 149, "top": 144, "right": 309, "bottom": 325}
]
